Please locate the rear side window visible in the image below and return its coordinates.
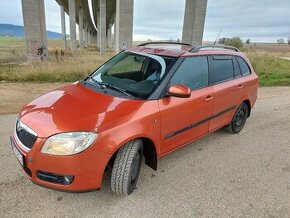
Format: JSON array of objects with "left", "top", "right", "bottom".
[
  {"left": 170, "top": 56, "right": 208, "bottom": 90},
  {"left": 237, "top": 57, "right": 251, "bottom": 76},
  {"left": 233, "top": 57, "right": 242, "bottom": 78},
  {"left": 210, "top": 56, "right": 234, "bottom": 84}
]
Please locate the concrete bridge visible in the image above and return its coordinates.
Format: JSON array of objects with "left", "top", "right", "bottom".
[{"left": 21, "top": 0, "right": 207, "bottom": 61}]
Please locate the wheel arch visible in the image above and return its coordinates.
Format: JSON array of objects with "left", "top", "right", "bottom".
[
  {"left": 108, "top": 136, "right": 158, "bottom": 171},
  {"left": 243, "top": 99, "right": 251, "bottom": 117}
]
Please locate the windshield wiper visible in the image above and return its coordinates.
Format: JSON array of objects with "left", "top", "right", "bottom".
[
  {"left": 98, "top": 81, "right": 135, "bottom": 98},
  {"left": 85, "top": 76, "right": 135, "bottom": 98}
]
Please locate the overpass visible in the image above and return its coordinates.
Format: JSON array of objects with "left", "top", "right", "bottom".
[{"left": 21, "top": 0, "right": 207, "bottom": 61}]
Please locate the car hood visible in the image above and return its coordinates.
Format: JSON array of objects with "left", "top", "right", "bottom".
[{"left": 19, "top": 82, "right": 143, "bottom": 138}]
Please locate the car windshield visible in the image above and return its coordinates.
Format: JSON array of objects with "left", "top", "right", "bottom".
[{"left": 88, "top": 51, "right": 176, "bottom": 98}]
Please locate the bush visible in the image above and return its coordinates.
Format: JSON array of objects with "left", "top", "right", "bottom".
[{"left": 224, "top": 37, "right": 243, "bottom": 49}]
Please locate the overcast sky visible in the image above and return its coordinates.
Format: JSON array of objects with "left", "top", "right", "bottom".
[{"left": 0, "top": 0, "right": 289, "bottom": 42}]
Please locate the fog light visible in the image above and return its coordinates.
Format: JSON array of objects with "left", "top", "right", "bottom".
[
  {"left": 63, "top": 176, "right": 74, "bottom": 185},
  {"left": 37, "top": 171, "right": 74, "bottom": 185}
]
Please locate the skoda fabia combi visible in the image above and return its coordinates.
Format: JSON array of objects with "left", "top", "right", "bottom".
[{"left": 11, "top": 42, "right": 258, "bottom": 195}]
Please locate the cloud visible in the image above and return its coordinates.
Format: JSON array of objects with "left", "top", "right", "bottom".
[{"left": 0, "top": 0, "right": 289, "bottom": 42}]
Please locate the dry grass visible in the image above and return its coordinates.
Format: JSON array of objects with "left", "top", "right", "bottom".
[
  {"left": 0, "top": 37, "right": 114, "bottom": 82},
  {"left": 0, "top": 54, "right": 113, "bottom": 82},
  {"left": 0, "top": 37, "right": 290, "bottom": 86}
]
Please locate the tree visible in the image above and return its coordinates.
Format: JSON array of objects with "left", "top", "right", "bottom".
[
  {"left": 288, "top": 38, "right": 290, "bottom": 45},
  {"left": 246, "top": 39, "right": 250, "bottom": 44},
  {"left": 218, "top": 37, "right": 226, "bottom": 44},
  {"left": 277, "top": 38, "right": 285, "bottom": 45},
  {"left": 217, "top": 37, "right": 243, "bottom": 49},
  {"left": 224, "top": 37, "right": 243, "bottom": 49}
]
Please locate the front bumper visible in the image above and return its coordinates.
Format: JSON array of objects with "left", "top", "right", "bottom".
[{"left": 11, "top": 134, "right": 112, "bottom": 192}]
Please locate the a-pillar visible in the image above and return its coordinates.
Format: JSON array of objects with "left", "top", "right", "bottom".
[
  {"left": 69, "top": 0, "right": 76, "bottom": 54},
  {"left": 182, "top": 0, "right": 208, "bottom": 46},
  {"left": 99, "top": 0, "right": 106, "bottom": 55},
  {"left": 79, "top": 7, "right": 84, "bottom": 48},
  {"left": 60, "top": 5, "right": 66, "bottom": 49},
  {"left": 21, "top": 0, "right": 47, "bottom": 61},
  {"left": 115, "top": 0, "right": 134, "bottom": 52}
]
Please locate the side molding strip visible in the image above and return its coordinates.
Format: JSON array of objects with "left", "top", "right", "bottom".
[{"left": 165, "top": 106, "right": 236, "bottom": 139}]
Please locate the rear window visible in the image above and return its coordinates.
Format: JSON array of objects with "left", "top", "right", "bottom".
[
  {"left": 210, "top": 56, "right": 234, "bottom": 84},
  {"left": 237, "top": 57, "right": 251, "bottom": 76}
]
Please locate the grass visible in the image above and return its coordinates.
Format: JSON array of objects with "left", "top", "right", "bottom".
[
  {"left": 0, "top": 36, "right": 290, "bottom": 86},
  {"left": 247, "top": 51, "right": 290, "bottom": 86},
  {"left": 0, "top": 36, "right": 114, "bottom": 82}
]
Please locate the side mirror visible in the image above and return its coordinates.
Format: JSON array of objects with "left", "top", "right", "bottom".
[{"left": 167, "top": 84, "right": 191, "bottom": 98}]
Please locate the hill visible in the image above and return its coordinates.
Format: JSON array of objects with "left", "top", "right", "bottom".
[{"left": 0, "top": 24, "right": 62, "bottom": 39}]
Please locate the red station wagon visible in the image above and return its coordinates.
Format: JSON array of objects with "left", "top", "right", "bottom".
[{"left": 11, "top": 42, "right": 258, "bottom": 195}]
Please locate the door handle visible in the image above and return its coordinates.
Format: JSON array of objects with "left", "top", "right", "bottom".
[
  {"left": 238, "top": 84, "right": 243, "bottom": 89},
  {"left": 205, "top": 95, "right": 214, "bottom": 101}
]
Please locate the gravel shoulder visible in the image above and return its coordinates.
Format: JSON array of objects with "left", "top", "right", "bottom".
[
  {"left": 0, "top": 82, "right": 65, "bottom": 115},
  {"left": 0, "top": 86, "right": 289, "bottom": 217}
]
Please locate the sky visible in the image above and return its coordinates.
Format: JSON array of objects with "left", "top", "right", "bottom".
[{"left": 0, "top": 0, "right": 289, "bottom": 42}]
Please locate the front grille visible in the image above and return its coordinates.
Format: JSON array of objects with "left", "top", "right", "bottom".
[{"left": 16, "top": 121, "right": 37, "bottom": 149}]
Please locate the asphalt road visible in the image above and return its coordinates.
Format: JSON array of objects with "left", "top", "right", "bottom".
[{"left": 0, "top": 87, "right": 290, "bottom": 218}]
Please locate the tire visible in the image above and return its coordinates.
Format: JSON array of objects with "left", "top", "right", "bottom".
[
  {"left": 111, "top": 139, "right": 143, "bottom": 195},
  {"left": 225, "top": 102, "right": 249, "bottom": 134}
]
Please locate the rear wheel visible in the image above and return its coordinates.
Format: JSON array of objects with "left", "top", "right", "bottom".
[
  {"left": 225, "top": 102, "right": 249, "bottom": 134},
  {"left": 111, "top": 139, "right": 143, "bottom": 195}
]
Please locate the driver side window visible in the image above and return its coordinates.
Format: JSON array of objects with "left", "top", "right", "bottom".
[{"left": 170, "top": 56, "right": 209, "bottom": 90}]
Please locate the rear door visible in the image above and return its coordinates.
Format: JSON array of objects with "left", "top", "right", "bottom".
[
  {"left": 208, "top": 55, "right": 245, "bottom": 132},
  {"left": 158, "top": 56, "right": 214, "bottom": 155}
]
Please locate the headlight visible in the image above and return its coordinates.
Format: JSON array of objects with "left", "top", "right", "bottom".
[{"left": 41, "top": 132, "right": 97, "bottom": 155}]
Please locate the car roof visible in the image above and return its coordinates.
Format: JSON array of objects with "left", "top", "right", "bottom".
[{"left": 128, "top": 42, "right": 244, "bottom": 58}]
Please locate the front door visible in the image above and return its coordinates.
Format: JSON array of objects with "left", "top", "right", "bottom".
[{"left": 158, "top": 56, "right": 214, "bottom": 155}]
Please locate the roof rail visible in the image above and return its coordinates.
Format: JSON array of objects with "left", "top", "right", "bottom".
[
  {"left": 190, "top": 45, "right": 239, "bottom": 52},
  {"left": 138, "top": 41, "right": 192, "bottom": 47}
]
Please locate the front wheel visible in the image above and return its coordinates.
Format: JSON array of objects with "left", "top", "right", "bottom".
[
  {"left": 225, "top": 102, "right": 249, "bottom": 134},
  {"left": 111, "top": 139, "right": 143, "bottom": 195}
]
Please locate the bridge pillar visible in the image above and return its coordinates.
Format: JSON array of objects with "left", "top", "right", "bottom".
[
  {"left": 107, "top": 23, "right": 113, "bottom": 49},
  {"left": 97, "top": 12, "right": 100, "bottom": 48},
  {"left": 69, "top": 0, "right": 76, "bottom": 54},
  {"left": 113, "top": 19, "right": 116, "bottom": 50},
  {"left": 182, "top": 0, "right": 207, "bottom": 46},
  {"left": 79, "top": 7, "right": 84, "bottom": 48},
  {"left": 84, "top": 21, "right": 88, "bottom": 48},
  {"left": 60, "top": 5, "right": 66, "bottom": 49},
  {"left": 21, "top": 0, "right": 47, "bottom": 61},
  {"left": 99, "top": 0, "right": 106, "bottom": 55},
  {"left": 115, "top": 0, "right": 134, "bottom": 52}
]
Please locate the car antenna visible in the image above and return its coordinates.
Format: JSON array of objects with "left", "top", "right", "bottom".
[{"left": 213, "top": 27, "right": 223, "bottom": 45}]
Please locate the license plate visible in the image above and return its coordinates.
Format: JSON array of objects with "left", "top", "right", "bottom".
[{"left": 11, "top": 139, "right": 24, "bottom": 166}]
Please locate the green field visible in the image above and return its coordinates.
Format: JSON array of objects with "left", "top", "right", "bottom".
[{"left": 0, "top": 36, "right": 290, "bottom": 86}]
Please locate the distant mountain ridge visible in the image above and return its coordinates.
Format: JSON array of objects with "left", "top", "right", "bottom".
[{"left": 0, "top": 24, "right": 62, "bottom": 39}]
